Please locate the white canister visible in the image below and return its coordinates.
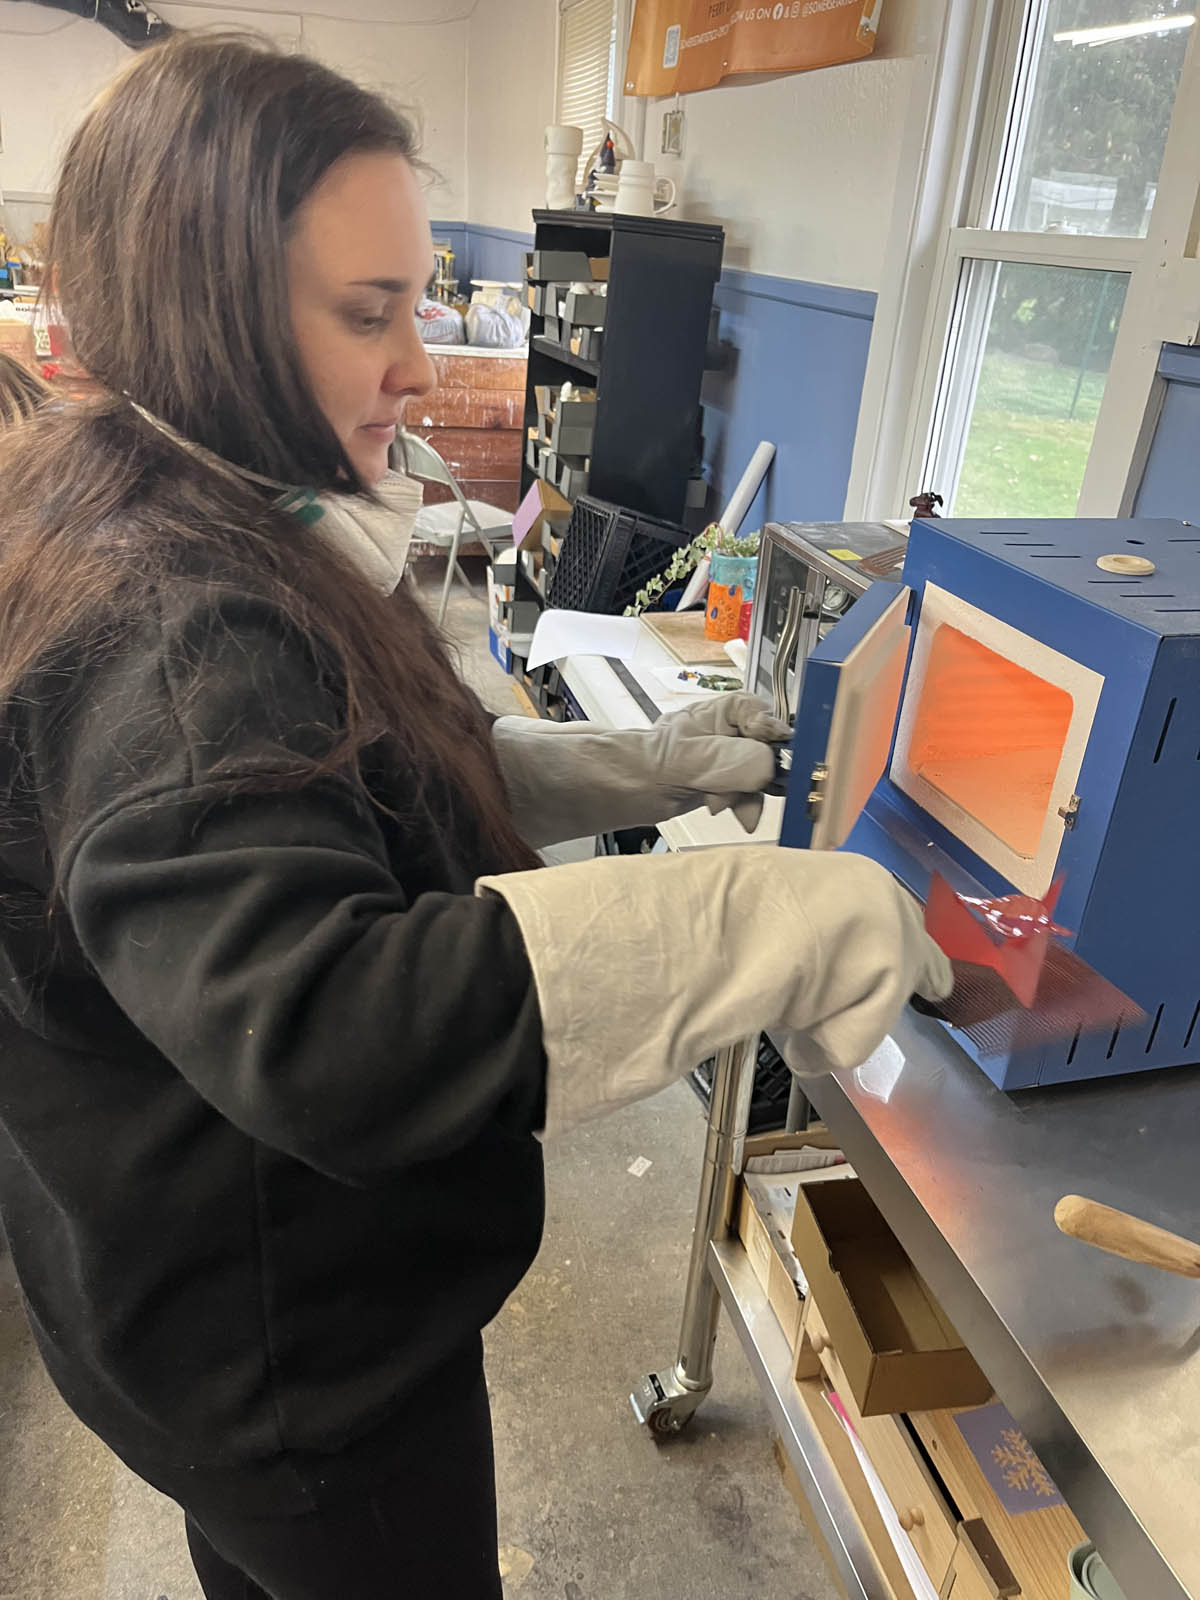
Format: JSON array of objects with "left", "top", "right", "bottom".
[
  {"left": 545, "top": 125, "right": 584, "bottom": 210},
  {"left": 613, "top": 160, "right": 676, "bottom": 218}
]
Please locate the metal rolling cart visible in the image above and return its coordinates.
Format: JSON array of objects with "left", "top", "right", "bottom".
[
  {"left": 630, "top": 514, "right": 1200, "bottom": 1600},
  {"left": 630, "top": 1035, "right": 899, "bottom": 1598},
  {"left": 631, "top": 521, "right": 913, "bottom": 1598}
]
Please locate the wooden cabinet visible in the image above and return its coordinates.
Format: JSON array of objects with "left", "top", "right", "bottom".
[
  {"left": 911, "top": 1409, "right": 1087, "bottom": 1600},
  {"left": 415, "top": 349, "right": 527, "bottom": 515},
  {"left": 799, "top": 1297, "right": 960, "bottom": 1592},
  {"left": 780, "top": 1265, "right": 1089, "bottom": 1600}
]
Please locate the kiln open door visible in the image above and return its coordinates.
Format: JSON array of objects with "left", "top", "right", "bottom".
[{"left": 783, "top": 582, "right": 912, "bottom": 851}]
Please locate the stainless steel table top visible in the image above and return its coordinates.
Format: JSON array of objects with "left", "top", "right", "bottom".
[{"left": 784, "top": 1014, "right": 1200, "bottom": 1600}]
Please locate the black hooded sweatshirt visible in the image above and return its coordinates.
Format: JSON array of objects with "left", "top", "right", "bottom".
[{"left": 0, "top": 571, "right": 547, "bottom": 1516}]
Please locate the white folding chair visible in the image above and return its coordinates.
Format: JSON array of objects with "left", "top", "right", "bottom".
[{"left": 396, "top": 431, "right": 514, "bottom": 625}]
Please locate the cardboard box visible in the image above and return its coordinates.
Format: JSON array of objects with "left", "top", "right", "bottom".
[
  {"left": 588, "top": 256, "right": 611, "bottom": 281},
  {"left": 557, "top": 457, "right": 589, "bottom": 500},
  {"left": 492, "top": 547, "right": 519, "bottom": 586},
  {"left": 548, "top": 394, "right": 596, "bottom": 456},
  {"left": 790, "top": 1179, "right": 991, "bottom": 1417},
  {"left": 502, "top": 598, "right": 541, "bottom": 635},
  {"left": 512, "top": 477, "right": 571, "bottom": 553},
  {"left": 563, "top": 288, "right": 607, "bottom": 327},
  {"left": 549, "top": 415, "right": 595, "bottom": 456},
  {"left": 528, "top": 250, "right": 592, "bottom": 283},
  {"left": 0, "top": 316, "right": 35, "bottom": 369},
  {"left": 734, "top": 1129, "right": 852, "bottom": 1351},
  {"left": 488, "top": 626, "right": 513, "bottom": 674},
  {"left": 737, "top": 1178, "right": 805, "bottom": 1350}
]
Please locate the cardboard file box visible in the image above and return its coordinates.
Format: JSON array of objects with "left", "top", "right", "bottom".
[
  {"left": 549, "top": 395, "right": 596, "bottom": 456},
  {"left": 563, "top": 289, "right": 607, "bottom": 328},
  {"left": 527, "top": 250, "right": 592, "bottom": 283},
  {"left": 790, "top": 1178, "right": 991, "bottom": 1416},
  {"left": 556, "top": 456, "right": 589, "bottom": 500}
]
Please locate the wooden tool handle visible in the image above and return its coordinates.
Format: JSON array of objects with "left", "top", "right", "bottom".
[{"left": 1054, "top": 1194, "right": 1200, "bottom": 1279}]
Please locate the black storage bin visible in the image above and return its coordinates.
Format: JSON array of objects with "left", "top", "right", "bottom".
[
  {"left": 689, "top": 1034, "right": 796, "bottom": 1135},
  {"left": 548, "top": 495, "right": 692, "bottom": 616}
]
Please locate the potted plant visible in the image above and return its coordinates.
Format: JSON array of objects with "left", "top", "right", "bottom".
[{"left": 624, "top": 524, "right": 761, "bottom": 618}]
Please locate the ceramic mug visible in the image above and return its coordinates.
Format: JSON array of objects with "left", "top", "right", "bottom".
[{"left": 613, "top": 160, "right": 676, "bottom": 217}]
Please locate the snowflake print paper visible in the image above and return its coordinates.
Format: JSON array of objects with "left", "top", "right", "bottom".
[{"left": 954, "top": 1402, "right": 1065, "bottom": 1515}]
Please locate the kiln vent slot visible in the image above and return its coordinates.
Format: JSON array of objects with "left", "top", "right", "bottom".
[{"left": 1153, "top": 699, "right": 1177, "bottom": 764}]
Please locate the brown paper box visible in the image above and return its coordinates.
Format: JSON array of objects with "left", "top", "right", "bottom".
[
  {"left": 790, "top": 1178, "right": 991, "bottom": 1416},
  {"left": 736, "top": 1184, "right": 804, "bottom": 1350}
]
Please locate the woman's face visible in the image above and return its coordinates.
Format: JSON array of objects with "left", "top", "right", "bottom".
[{"left": 288, "top": 150, "right": 436, "bottom": 487}]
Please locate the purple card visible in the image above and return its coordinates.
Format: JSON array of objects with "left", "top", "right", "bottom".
[
  {"left": 954, "top": 1402, "right": 1065, "bottom": 1515},
  {"left": 512, "top": 481, "right": 543, "bottom": 548}
]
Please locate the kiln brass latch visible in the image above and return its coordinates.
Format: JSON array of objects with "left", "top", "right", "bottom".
[
  {"left": 1058, "top": 794, "right": 1081, "bottom": 829},
  {"left": 807, "top": 763, "right": 828, "bottom": 821}
]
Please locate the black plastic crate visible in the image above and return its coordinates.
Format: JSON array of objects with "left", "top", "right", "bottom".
[
  {"left": 688, "top": 1033, "right": 795, "bottom": 1135},
  {"left": 548, "top": 496, "right": 692, "bottom": 616}
]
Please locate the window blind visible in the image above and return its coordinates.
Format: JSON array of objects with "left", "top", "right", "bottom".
[{"left": 557, "top": 0, "right": 617, "bottom": 182}]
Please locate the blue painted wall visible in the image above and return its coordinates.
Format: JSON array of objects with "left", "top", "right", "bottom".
[
  {"left": 430, "top": 221, "right": 469, "bottom": 286},
  {"left": 439, "top": 221, "right": 877, "bottom": 526},
  {"left": 431, "top": 221, "right": 534, "bottom": 288},
  {"left": 465, "top": 224, "right": 535, "bottom": 285},
  {"left": 1134, "top": 343, "right": 1200, "bottom": 523},
  {"left": 703, "top": 271, "right": 876, "bottom": 528}
]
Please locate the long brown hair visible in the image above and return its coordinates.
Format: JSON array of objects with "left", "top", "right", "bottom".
[
  {"left": 0, "top": 34, "right": 538, "bottom": 874},
  {"left": 0, "top": 354, "right": 49, "bottom": 429}
]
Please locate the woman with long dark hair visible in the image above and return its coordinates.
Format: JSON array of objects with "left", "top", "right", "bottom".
[{"left": 0, "top": 34, "right": 949, "bottom": 1600}]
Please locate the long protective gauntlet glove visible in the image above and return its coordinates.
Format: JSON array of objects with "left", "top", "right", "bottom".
[
  {"left": 492, "top": 693, "right": 789, "bottom": 848},
  {"left": 478, "top": 847, "right": 952, "bottom": 1137}
]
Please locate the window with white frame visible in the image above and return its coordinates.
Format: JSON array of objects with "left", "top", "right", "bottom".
[
  {"left": 557, "top": 0, "right": 620, "bottom": 181},
  {"left": 877, "top": 0, "right": 1198, "bottom": 521}
]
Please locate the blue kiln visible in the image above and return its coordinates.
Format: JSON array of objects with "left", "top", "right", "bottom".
[{"left": 780, "top": 517, "right": 1200, "bottom": 1090}]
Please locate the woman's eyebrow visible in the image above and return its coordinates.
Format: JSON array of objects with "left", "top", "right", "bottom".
[{"left": 347, "top": 277, "right": 410, "bottom": 293}]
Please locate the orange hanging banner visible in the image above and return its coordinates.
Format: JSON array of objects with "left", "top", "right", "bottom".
[{"left": 624, "top": 0, "right": 880, "bottom": 97}]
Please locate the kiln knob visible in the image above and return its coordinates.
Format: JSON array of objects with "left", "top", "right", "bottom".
[{"left": 1097, "top": 553, "right": 1156, "bottom": 575}]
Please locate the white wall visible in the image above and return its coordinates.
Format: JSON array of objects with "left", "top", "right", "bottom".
[
  {"left": 647, "top": 0, "right": 933, "bottom": 289},
  {"left": 465, "top": 0, "right": 556, "bottom": 233},
  {"left": 0, "top": 0, "right": 468, "bottom": 223},
  {"left": 461, "top": 0, "right": 938, "bottom": 289}
]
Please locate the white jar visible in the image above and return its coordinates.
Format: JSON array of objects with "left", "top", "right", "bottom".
[
  {"left": 545, "top": 125, "right": 584, "bottom": 210},
  {"left": 614, "top": 160, "right": 676, "bottom": 218}
]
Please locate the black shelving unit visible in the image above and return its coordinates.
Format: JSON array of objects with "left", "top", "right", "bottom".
[{"left": 523, "top": 210, "right": 724, "bottom": 525}]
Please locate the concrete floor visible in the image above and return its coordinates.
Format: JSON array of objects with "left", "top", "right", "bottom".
[{"left": 0, "top": 561, "right": 836, "bottom": 1600}]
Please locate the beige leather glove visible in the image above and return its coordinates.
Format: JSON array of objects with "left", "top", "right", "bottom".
[
  {"left": 492, "top": 693, "right": 789, "bottom": 849},
  {"left": 478, "top": 846, "right": 952, "bottom": 1137}
]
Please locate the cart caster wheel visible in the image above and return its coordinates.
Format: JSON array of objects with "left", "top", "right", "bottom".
[
  {"left": 649, "top": 1404, "right": 694, "bottom": 1438},
  {"left": 630, "top": 1369, "right": 707, "bottom": 1438}
]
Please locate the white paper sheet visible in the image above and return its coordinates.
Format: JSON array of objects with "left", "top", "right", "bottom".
[
  {"left": 825, "top": 1394, "right": 940, "bottom": 1600},
  {"left": 526, "top": 610, "right": 642, "bottom": 672},
  {"left": 647, "top": 666, "right": 740, "bottom": 699}
]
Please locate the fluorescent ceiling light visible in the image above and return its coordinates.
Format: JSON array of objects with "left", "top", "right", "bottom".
[{"left": 1054, "top": 14, "right": 1194, "bottom": 46}]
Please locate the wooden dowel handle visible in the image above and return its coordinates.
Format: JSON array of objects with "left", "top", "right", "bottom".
[{"left": 1054, "top": 1195, "right": 1200, "bottom": 1279}]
